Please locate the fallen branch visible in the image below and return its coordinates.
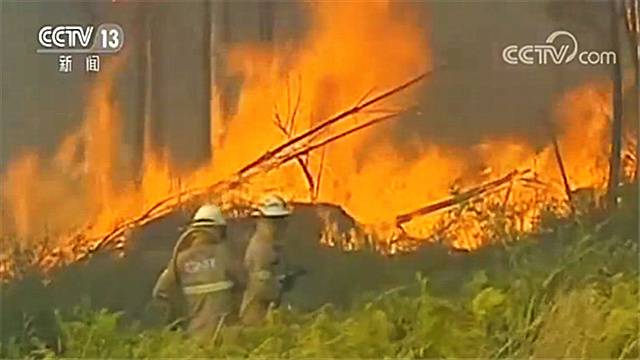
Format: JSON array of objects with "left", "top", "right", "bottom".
[
  {"left": 545, "top": 121, "right": 574, "bottom": 212},
  {"left": 551, "top": 136, "right": 575, "bottom": 210},
  {"left": 395, "top": 169, "right": 531, "bottom": 226}
]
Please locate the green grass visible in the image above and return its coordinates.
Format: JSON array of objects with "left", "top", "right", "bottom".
[{"left": 2, "top": 185, "right": 638, "bottom": 359}]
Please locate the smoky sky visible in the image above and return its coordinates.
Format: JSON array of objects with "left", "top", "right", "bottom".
[
  {"left": 385, "top": 0, "right": 614, "bottom": 160},
  {"left": 0, "top": 1, "right": 621, "bottom": 176}
]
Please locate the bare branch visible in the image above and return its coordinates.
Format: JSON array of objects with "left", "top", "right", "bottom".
[
  {"left": 278, "top": 112, "right": 404, "bottom": 165},
  {"left": 273, "top": 104, "right": 315, "bottom": 198},
  {"left": 296, "top": 157, "right": 316, "bottom": 198},
  {"left": 273, "top": 112, "right": 289, "bottom": 134},
  {"left": 551, "top": 133, "right": 575, "bottom": 212},
  {"left": 286, "top": 75, "right": 291, "bottom": 129},
  {"left": 313, "top": 147, "right": 326, "bottom": 201},
  {"left": 288, "top": 75, "right": 302, "bottom": 134},
  {"left": 355, "top": 86, "right": 377, "bottom": 107},
  {"left": 238, "top": 70, "right": 432, "bottom": 175},
  {"left": 544, "top": 119, "right": 574, "bottom": 212},
  {"left": 395, "top": 169, "right": 531, "bottom": 227}
]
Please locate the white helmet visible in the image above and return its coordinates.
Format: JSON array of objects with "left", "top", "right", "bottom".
[
  {"left": 255, "top": 194, "right": 292, "bottom": 217},
  {"left": 192, "top": 204, "right": 226, "bottom": 226}
]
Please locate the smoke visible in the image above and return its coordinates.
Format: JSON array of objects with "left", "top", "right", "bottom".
[
  {"left": 0, "top": 1, "right": 616, "bottom": 171},
  {"left": 381, "top": 1, "right": 612, "bottom": 159}
]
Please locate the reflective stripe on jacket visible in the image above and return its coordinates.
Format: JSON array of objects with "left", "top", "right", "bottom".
[
  {"left": 182, "top": 280, "right": 234, "bottom": 295},
  {"left": 252, "top": 270, "right": 273, "bottom": 281}
]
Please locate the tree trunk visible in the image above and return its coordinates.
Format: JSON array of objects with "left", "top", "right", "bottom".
[
  {"left": 608, "top": 0, "right": 624, "bottom": 207},
  {"left": 219, "top": 1, "right": 231, "bottom": 122},
  {"left": 133, "top": 3, "right": 148, "bottom": 182},
  {"left": 628, "top": 0, "right": 640, "bottom": 181},
  {"left": 636, "top": 23, "right": 640, "bottom": 183},
  {"left": 259, "top": 1, "right": 275, "bottom": 42},
  {"left": 201, "top": 0, "right": 212, "bottom": 161},
  {"left": 146, "top": 5, "right": 166, "bottom": 154},
  {"left": 143, "top": 6, "right": 157, "bottom": 156}
]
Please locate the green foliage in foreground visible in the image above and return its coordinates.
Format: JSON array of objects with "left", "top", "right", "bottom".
[{"left": 3, "top": 191, "right": 639, "bottom": 359}]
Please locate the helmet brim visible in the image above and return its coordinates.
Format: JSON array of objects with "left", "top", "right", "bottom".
[
  {"left": 251, "top": 208, "right": 292, "bottom": 217},
  {"left": 191, "top": 219, "right": 227, "bottom": 227}
]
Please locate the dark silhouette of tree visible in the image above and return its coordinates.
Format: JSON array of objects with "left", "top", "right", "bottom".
[
  {"left": 608, "top": 0, "right": 625, "bottom": 208},
  {"left": 201, "top": 0, "right": 212, "bottom": 161},
  {"left": 624, "top": 0, "right": 639, "bottom": 181}
]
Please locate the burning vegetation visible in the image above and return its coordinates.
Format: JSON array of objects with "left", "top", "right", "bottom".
[{"left": 0, "top": 2, "right": 637, "bottom": 280}]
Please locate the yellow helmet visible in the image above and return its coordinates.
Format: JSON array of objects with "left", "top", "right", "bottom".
[
  {"left": 192, "top": 204, "right": 227, "bottom": 226},
  {"left": 255, "top": 194, "right": 292, "bottom": 217}
]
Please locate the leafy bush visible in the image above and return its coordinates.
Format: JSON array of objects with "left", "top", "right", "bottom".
[{"left": 3, "top": 187, "right": 638, "bottom": 359}]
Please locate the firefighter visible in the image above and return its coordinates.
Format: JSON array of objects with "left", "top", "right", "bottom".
[
  {"left": 239, "top": 194, "right": 292, "bottom": 325},
  {"left": 152, "top": 204, "right": 238, "bottom": 339}
]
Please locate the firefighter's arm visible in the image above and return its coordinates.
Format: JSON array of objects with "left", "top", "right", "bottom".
[
  {"left": 255, "top": 265, "right": 284, "bottom": 302},
  {"left": 245, "top": 253, "right": 280, "bottom": 301},
  {"left": 152, "top": 267, "right": 177, "bottom": 301},
  {"left": 222, "top": 244, "right": 247, "bottom": 288}
]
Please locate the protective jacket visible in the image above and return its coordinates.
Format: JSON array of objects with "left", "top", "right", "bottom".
[
  {"left": 239, "top": 223, "right": 285, "bottom": 325},
  {"left": 153, "top": 227, "right": 237, "bottom": 337}
]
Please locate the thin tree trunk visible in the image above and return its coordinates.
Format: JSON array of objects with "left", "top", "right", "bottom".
[
  {"left": 636, "top": 28, "right": 640, "bottom": 182},
  {"left": 221, "top": 1, "right": 231, "bottom": 44},
  {"left": 146, "top": 5, "right": 165, "bottom": 153},
  {"left": 133, "top": 3, "right": 148, "bottom": 181},
  {"left": 201, "top": 0, "right": 212, "bottom": 161},
  {"left": 629, "top": 0, "right": 640, "bottom": 181},
  {"left": 608, "top": 0, "right": 624, "bottom": 207},
  {"left": 259, "top": 1, "right": 275, "bottom": 42},
  {"left": 143, "top": 8, "right": 155, "bottom": 156},
  {"left": 219, "top": 1, "right": 231, "bottom": 122}
]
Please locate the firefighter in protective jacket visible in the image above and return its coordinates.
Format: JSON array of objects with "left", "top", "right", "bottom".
[
  {"left": 239, "top": 194, "right": 292, "bottom": 325},
  {"left": 153, "top": 204, "right": 239, "bottom": 338}
]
